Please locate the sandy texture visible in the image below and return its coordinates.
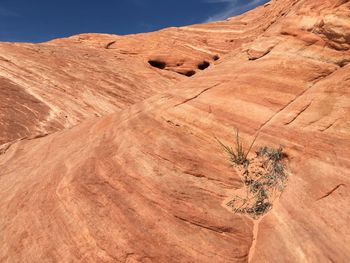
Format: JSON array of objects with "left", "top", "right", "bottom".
[{"left": 1, "top": 0, "right": 350, "bottom": 262}]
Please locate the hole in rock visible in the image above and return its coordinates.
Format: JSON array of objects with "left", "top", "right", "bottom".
[
  {"left": 338, "top": 59, "right": 350, "bottom": 67},
  {"left": 198, "top": 61, "right": 210, "bottom": 70},
  {"left": 213, "top": 55, "right": 220, "bottom": 61},
  {"left": 179, "top": 70, "right": 196, "bottom": 77},
  {"left": 148, "top": 60, "right": 166, "bottom": 69}
]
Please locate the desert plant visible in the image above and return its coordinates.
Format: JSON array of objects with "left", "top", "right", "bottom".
[
  {"left": 256, "top": 146, "right": 288, "bottom": 192},
  {"left": 224, "top": 143, "right": 288, "bottom": 219},
  {"left": 257, "top": 146, "right": 285, "bottom": 162},
  {"left": 215, "top": 129, "right": 257, "bottom": 166}
]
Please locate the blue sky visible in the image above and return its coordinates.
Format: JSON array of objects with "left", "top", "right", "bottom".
[{"left": 0, "top": 0, "right": 269, "bottom": 43}]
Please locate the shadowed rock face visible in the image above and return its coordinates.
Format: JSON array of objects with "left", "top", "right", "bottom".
[
  {"left": 1, "top": 0, "right": 350, "bottom": 262},
  {"left": 0, "top": 77, "right": 62, "bottom": 145}
]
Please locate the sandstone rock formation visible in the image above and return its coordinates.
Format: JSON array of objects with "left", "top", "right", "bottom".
[{"left": 1, "top": 0, "right": 349, "bottom": 262}]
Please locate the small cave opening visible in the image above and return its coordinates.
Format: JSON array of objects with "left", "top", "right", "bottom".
[
  {"left": 148, "top": 60, "right": 166, "bottom": 69},
  {"left": 179, "top": 70, "right": 196, "bottom": 77},
  {"left": 213, "top": 55, "right": 220, "bottom": 61},
  {"left": 197, "top": 61, "right": 210, "bottom": 70}
]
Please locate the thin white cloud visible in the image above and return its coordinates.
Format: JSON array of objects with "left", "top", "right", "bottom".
[{"left": 203, "top": 0, "right": 267, "bottom": 22}]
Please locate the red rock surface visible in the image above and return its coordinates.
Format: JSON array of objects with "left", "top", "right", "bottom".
[
  {"left": 1, "top": 0, "right": 350, "bottom": 262},
  {"left": 0, "top": 2, "right": 276, "bottom": 144}
]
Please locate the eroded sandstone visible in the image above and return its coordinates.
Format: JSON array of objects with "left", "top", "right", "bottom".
[{"left": 0, "top": 0, "right": 349, "bottom": 262}]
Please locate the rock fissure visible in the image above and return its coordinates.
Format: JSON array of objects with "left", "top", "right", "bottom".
[
  {"left": 283, "top": 100, "right": 313, "bottom": 125},
  {"left": 105, "top": 41, "right": 116, "bottom": 49},
  {"left": 318, "top": 118, "right": 341, "bottom": 132},
  {"left": 1, "top": 0, "right": 350, "bottom": 262},
  {"left": 182, "top": 170, "right": 222, "bottom": 183},
  {"left": 173, "top": 215, "right": 232, "bottom": 234},
  {"left": 317, "top": 184, "right": 345, "bottom": 201},
  {"left": 174, "top": 83, "right": 223, "bottom": 107},
  {"left": 247, "top": 219, "right": 260, "bottom": 263},
  {"left": 257, "top": 67, "right": 339, "bottom": 133}
]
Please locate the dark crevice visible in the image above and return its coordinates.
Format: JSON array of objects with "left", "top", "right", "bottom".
[
  {"left": 284, "top": 101, "right": 312, "bottom": 125},
  {"left": 213, "top": 55, "right": 220, "bottom": 61},
  {"left": 148, "top": 60, "right": 166, "bottom": 69},
  {"left": 179, "top": 70, "right": 196, "bottom": 77},
  {"left": 174, "top": 215, "right": 232, "bottom": 234},
  {"left": 319, "top": 119, "right": 339, "bottom": 132},
  {"left": 25, "top": 133, "right": 49, "bottom": 140},
  {"left": 174, "top": 82, "right": 222, "bottom": 107},
  {"left": 198, "top": 61, "right": 210, "bottom": 70},
  {"left": 338, "top": 59, "right": 350, "bottom": 68},
  {"left": 105, "top": 41, "right": 116, "bottom": 49},
  {"left": 317, "top": 184, "right": 345, "bottom": 201}
]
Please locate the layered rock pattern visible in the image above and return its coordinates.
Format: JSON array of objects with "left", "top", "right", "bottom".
[{"left": 1, "top": 0, "right": 349, "bottom": 262}]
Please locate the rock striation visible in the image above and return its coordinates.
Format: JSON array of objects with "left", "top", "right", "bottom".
[{"left": 0, "top": 0, "right": 350, "bottom": 262}]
